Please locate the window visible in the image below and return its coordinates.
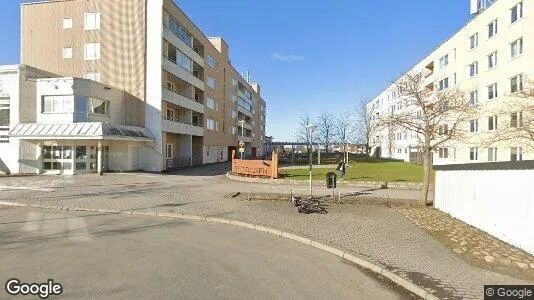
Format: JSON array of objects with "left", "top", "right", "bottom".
[
  {"left": 63, "top": 47, "right": 72, "bottom": 59},
  {"left": 510, "top": 147, "right": 523, "bottom": 161},
  {"left": 166, "top": 81, "right": 175, "bottom": 92},
  {"left": 511, "top": 2, "right": 523, "bottom": 23},
  {"left": 84, "top": 72, "right": 100, "bottom": 82},
  {"left": 89, "top": 97, "right": 109, "bottom": 115},
  {"left": 231, "top": 110, "right": 237, "bottom": 119},
  {"left": 488, "top": 83, "right": 498, "bottom": 100},
  {"left": 166, "top": 109, "right": 174, "bottom": 121},
  {"left": 510, "top": 74, "right": 524, "bottom": 93},
  {"left": 488, "top": 116, "right": 498, "bottom": 131},
  {"left": 438, "top": 78, "right": 449, "bottom": 91},
  {"left": 469, "top": 61, "right": 478, "bottom": 77},
  {"left": 469, "top": 119, "right": 478, "bottom": 132},
  {"left": 510, "top": 112, "right": 523, "bottom": 128},
  {"left": 84, "top": 42, "right": 100, "bottom": 60},
  {"left": 488, "top": 148, "right": 498, "bottom": 162},
  {"left": 232, "top": 77, "right": 238, "bottom": 86},
  {"left": 206, "top": 118, "right": 217, "bottom": 131},
  {"left": 488, "top": 19, "right": 498, "bottom": 38},
  {"left": 488, "top": 52, "right": 497, "bottom": 69},
  {"left": 469, "top": 33, "right": 479, "bottom": 49},
  {"left": 177, "top": 50, "right": 192, "bottom": 72},
  {"left": 42, "top": 95, "right": 74, "bottom": 113},
  {"left": 0, "top": 101, "right": 9, "bottom": 127},
  {"left": 469, "top": 90, "right": 478, "bottom": 106},
  {"left": 207, "top": 98, "right": 218, "bottom": 111},
  {"left": 207, "top": 55, "right": 218, "bottom": 69},
  {"left": 168, "top": 16, "right": 192, "bottom": 47},
  {"left": 511, "top": 38, "right": 523, "bottom": 58},
  {"left": 207, "top": 76, "right": 216, "bottom": 89},
  {"left": 84, "top": 12, "right": 100, "bottom": 30},
  {"left": 63, "top": 18, "right": 72, "bottom": 29},
  {"left": 231, "top": 126, "right": 236, "bottom": 135},
  {"left": 165, "top": 144, "right": 173, "bottom": 159},
  {"left": 438, "top": 124, "right": 449, "bottom": 135},
  {"left": 439, "top": 55, "right": 448, "bottom": 68},
  {"left": 439, "top": 148, "right": 449, "bottom": 159},
  {"left": 469, "top": 147, "right": 478, "bottom": 161}
]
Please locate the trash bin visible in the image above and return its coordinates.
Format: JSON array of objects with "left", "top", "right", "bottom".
[{"left": 325, "top": 172, "right": 337, "bottom": 189}]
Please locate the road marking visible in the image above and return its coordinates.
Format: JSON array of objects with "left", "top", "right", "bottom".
[{"left": 0, "top": 185, "right": 54, "bottom": 192}]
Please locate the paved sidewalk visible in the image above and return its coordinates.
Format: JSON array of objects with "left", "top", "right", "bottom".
[{"left": 0, "top": 172, "right": 531, "bottom": 299}]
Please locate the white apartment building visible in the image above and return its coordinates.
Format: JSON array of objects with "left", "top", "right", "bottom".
[{"left": 368, "top": 0, "right": 533, "bottom": 165}]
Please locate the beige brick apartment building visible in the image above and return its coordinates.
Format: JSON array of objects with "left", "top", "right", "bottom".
[{"left": 19, "top": 0, "right": 266, "bottom": 172}]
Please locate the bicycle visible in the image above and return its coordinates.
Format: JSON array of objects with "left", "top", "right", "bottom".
[{"left": 291, "top": 196, "right": 325, "bottom": 214}]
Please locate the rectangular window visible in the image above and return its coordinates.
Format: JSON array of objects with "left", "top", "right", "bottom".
[
  {"left": 439, "top": 54, "right": 448, "bottom": 68},
  {"left": 75, "top": 146, "right": 87, "bottom": 159},
  {"left": 207, "top": 97, "right": 218, "bottom": 111},
  {"left": 511, "top": 38, "right": 523, "bottom": 58},
  {"left": 488, "top": 148, "right": 498, "bottom": 162},
  {"left": 469, "top": 33, "right": 479, "bottom": 49},
  {"left": 510, "top": 147, "right": 523, "bottom": 161},
  {"left": 488, "top": 83, "right": 498, "bottom": 100},
  {"left": 511, "top": 2, "right": 523, "bottom": 23},
  {"left": 488, "top": 19, "right": 498, "bottom": 38},
  {"left": 206, "top": 118, "right": 217, "bottom": 131},
  {"left": 0, "top": 102, "right": 9, "bottom": 127},
  {"left": 177, "top": 50, "right": 192, "bottom": 72},
  {"left": 438, "top": 78, "right": 449, "bottom": 91},
  {"left": 165, "top": 144, "right": 173, "bottom": 159},
  {"left": 42, "top": 95, "right": 74, "bottom": 113},
  {"left": 207, "top": 55, "right": 218, "bottom": 69},
  {"left": 510, "top": 74, "right": 523, "bottom": 93},
  {"left": 510, "top": 112, "right": 523, "bottom": 128},
  {"left": 439, "top": 148, "right": 449, "bottom": 159},
  {"left": 89, "top": 97, "right": 109, "bottom": 115},
  {"left": 488, "top": 116, "right": 498, "bottom": 131},
  {"left": 232, "top": 77, "right": 238, "bottom": 86},
  {"left": 469, "top": 147, "right": 478, "bottom": 161},
  {"left": 469, "top": 61, "right": 478, "bottom": 77},
  {"left": 63, "top": 47, "right": 72, "bottom": 59},
  {"left": 469, "top": 90, "right": 478, "bottom": 106},
  {"left": 469, "top": 119, "right": 478, "bottom": 132},
  {"left": 84, "top": 12, "right": 100, "bottom": 30},
  {"left": 438, "top": 124, "right": 449, "bottom": 135},
  {"left": 488, "top": 52, "right": 497, "bottom": 69},
  {"left": 207, "top": 76, "right": 216, "bottom": 89},
  {"left": 84, "top": 42, "right": 100, "bottom": 60},
  {"left": 84, "top": 72, "right": 100, "bottom": 82},
  {"left": 168, "top": 16, "right": 192, "bottom": 47},
  {"left": 231, "top": 126, "right": 236, "bottom": 135},
  {"left": 166, "top": 108, "right": 174, "bottom": 121},
  {"left": 63, "top": 18, "right": 72, "bottom": 29}
]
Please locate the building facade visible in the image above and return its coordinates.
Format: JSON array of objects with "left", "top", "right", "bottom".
[
  {"left": 368, "top": 0, "right": 533, "bottom": 165},
  {"left": 20, "top": 0, "right": 266, "bottom": 172}
]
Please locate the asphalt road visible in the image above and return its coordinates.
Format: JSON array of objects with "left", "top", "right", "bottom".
[{"left": 0, "top": 205, "right": 413, "bottom": 299}]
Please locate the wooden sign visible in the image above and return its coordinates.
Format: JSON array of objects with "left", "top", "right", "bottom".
[{"left": 231, "top": 150, "right": 278, "bottom": 179}]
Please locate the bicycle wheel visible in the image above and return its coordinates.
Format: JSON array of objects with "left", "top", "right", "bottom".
[{"left": 307, "top": 204, "right": 326, "bottom": 214}]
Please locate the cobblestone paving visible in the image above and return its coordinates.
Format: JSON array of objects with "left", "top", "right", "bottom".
[
  {"left": 398, "top": 207, "right": 534, "bottom": 282},
  {"left": 1, "top": 170, "right": 532, "bottom": 299}
]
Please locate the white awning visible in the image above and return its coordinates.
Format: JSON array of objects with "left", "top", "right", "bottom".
[{"left": 9, "top": 122, "right": 154, "bottom": 141}]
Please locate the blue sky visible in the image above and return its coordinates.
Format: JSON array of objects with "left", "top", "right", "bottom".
[{"left": 0, "top": 0, "right": 471, "bottom": 141}]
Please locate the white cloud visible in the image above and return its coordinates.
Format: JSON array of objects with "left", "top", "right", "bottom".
[{"left": 270, "top": 52, "right": 304, "bottom": 62}]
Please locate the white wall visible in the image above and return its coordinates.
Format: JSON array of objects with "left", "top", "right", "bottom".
[
  {"left": 0, "top": 66, "right": 21, "bottom": 173},
  {"left": 203, "top": 145, "right": 227, "bottom": 164},
  {"left": 435, "top": 169, "right": 534, "bottom": 255}
]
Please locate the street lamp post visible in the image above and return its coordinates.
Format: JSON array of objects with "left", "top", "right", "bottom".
[
  {"left": 238, "top": 120, "right": 246, "bottom": 159},
  {"left": 306, "top": 124, "right": 317, "bottom": 198}
]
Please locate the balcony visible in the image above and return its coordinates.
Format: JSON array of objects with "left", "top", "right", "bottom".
[
  {"left": 237, "top": 105, "right": 253, "bottom": 118},
  {"left": 162, "top": 57, "right": 204, "bottom": 91},
  {"left": 162, "top": 118, "right": 203, "bottom": 136},
  {"left": 163, "top": 87, "right": 204, "bottom": 114},
  {"left": 238, "top": 120, "right": 253, "bottom": 131},
  {"left": 162, "top": 25, "right": 204, "bottom": 67},
  {"left": 237, "top": 135, "right": 253, "bottom": 143}
]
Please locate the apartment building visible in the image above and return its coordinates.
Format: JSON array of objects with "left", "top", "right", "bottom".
[
  {"left": 368, "top": 0, "right": 533, "bottom": 165},
  {"left": 20, "top": 0, "right": 266, "bottom": 172}
]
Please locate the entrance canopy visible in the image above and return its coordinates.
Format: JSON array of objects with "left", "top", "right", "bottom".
[{"left": 9, "top": 122, "right": 154, "bottom": 142}]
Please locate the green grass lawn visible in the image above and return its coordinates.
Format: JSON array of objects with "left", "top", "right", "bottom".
[{"left": 279, "top": 159, "right": 433, "bottom": 183}]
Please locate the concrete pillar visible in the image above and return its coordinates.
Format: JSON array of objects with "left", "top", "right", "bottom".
[
  {"left": 97, "top": 141, "right": 102, "bottom": 175},
  {"left": 317, "top": 143, "right": 321, "bottom": 165},
  {"left": 189, "top": 135, "right": 193, "bottom": 166}
]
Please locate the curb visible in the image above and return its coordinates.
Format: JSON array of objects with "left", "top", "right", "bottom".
[
  {"left": 0, "top": 201, "right": 439, "bottom": 300},
  {"left": 226, "top": 172, "right": 424, "bottom": 190}
]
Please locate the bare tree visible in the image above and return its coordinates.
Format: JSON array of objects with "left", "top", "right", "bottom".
[
  {"left": 316, "top": 110, "right": 337, "bottom": 153},
  {"left": 294, "top": 114, "right": 313, "bottom": 160},
  {"left": 355, "top": 98, "right": 381, "bottom": 157},
  {"left": 379, "top": 72, "right": 474, "bottom": 206},
  {"left": 479, "top": 78, "right": 534, "bottom": 152},
  {"left": 336, "top": 110, "right": 357, "bottom": 162}
]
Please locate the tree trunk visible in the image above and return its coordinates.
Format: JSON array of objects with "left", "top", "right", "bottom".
[{"left": 419, "top": 147, "right": 432, "bottom": 206}]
